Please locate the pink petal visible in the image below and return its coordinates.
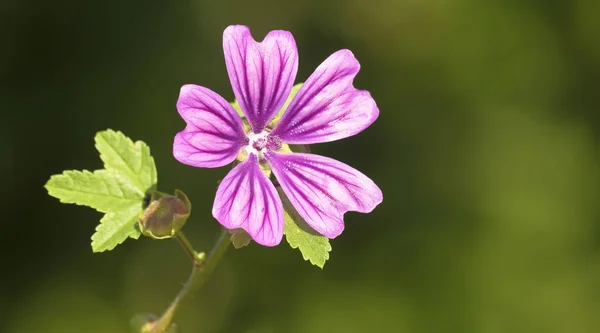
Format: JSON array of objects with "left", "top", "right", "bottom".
[
  {"left": 212, "top": 154, "right": 284, "bottom": 246},
  {"left": 265, "top": 152, "right": 382, "bottom": 238},
  {"left": 223, "top": 25, "right": 298, "bottom": 133},
  {"left": 270, "top": 50, "right": 379, "bottom": 144},
  {"left": 173, "top": 84, "right": 247, "bottom": 168}
]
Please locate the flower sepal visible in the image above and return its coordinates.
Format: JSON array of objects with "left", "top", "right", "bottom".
[
  {"left": 138, "top": 189, "right": 191, "bottom": 240},
  {"left": 279, "top": 143, "right": 311, "bottom": 154},
  {"left": 229, "top": 228, "right": 252, "bottom": 249}
]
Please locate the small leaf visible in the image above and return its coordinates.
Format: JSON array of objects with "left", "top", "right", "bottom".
[
  {"left": 95, "top": 129, "right": 157, "bottom": 195},
  {"left": 277, "top": 187, "right": 331, "bottom": 268},
  {"left": 45, "top": 170, "right": 141, "bottom": 213},
  {"left": 91, "top": 207, "right": 140, "bottom": 252},
  {"left": 45, "top": 129, "right": 158, "bottom": 252}
]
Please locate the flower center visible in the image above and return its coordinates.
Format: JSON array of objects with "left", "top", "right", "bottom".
[
  {"left": 252, "top": 136, "right": 268, "bottom": 150},
  {"left": 245, "top": 131, "right": 282, "bottom": 159}
]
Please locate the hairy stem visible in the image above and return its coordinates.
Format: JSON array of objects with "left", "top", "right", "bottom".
[{"left": 150, "top": 228, "right": 231, "bottom": 333}]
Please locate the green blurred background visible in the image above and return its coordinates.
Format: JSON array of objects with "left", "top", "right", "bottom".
[{"left": 2, "top": 0, "right": 600, "bottom": 332}]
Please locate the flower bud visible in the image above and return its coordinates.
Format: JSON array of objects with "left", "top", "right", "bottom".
[{"left": 138, "top": 190, "right": 191, "bottom": 239}]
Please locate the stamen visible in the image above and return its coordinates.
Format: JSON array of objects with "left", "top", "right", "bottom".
[
  {"left": 267, "top": 135, "right": 282, "bottom": 151},
  {"left": 245, "top": 131, "right": 283, "bottom": 160}
]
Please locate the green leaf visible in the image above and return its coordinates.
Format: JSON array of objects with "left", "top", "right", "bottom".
[
  {"left": 45, "top": 129, "right": 157, "bottom": 252},
  {"left": 91, "top": 207, "right": 141, "bottom": 252},
  {"left": 45, "top": 170, "right": 142, "bottom": 213},
  {"left": 277, "top": 188, "right": 331, "bottom": 268},
  {"left": 95, "top": 129, "right": 157, "bottom": 195}
]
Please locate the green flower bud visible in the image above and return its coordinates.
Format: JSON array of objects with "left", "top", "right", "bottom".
[{"left": 138, "top": 189, "right": 191, "bottom": 239}]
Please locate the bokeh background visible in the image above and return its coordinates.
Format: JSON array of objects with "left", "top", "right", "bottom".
[{"left": 2, "top": 0, "right": 600, "bottom": 332}]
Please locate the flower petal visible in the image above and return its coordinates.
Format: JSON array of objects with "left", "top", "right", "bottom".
[
  {"left": 223, "top": 25, "right": 298, "bottom": 133},
  {"left": 173, "top": 84, "right": 247, "bottom": 168},
  {"left": 270, "top": 50, "right": 379, "bottom": 144},
  {"left": 265, "top": 152, "right": 382, "bottom": 238},
  {"left": 212, "top": 154, "right": 284, "bottom": 246}
]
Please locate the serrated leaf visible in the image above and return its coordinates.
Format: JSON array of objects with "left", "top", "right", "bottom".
[
  {"left": 95, "top": 129, "right": 157, "bottom": 195},
  {"left": 45, "top": 170, "right": 142, "bottom": 213},
  {"left": 91, "top": 206, "right": 140, "bottom": 252},
  {"left": 277, "top": 187, "right": 331, "bottom": 268},
  {"left": 45, "top": 129, "right": 158, "bottom": 252}
]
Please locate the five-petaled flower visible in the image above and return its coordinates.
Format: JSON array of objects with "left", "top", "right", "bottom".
[{"left": 173, "top": 25, "right": 383, "bottom": 246}]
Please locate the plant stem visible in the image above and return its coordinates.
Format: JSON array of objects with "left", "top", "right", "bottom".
[
  {"left": 174, "top": 232, "right": 204, "bottom": 265},
  {"left": 150, "top": 228, "right": 231, "bottom": 333}
]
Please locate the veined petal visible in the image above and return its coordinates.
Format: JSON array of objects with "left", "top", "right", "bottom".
[
  {"left": 271, "top": 50, "right": 379, "bottom": 144},
  {"left": 174, "top": 84, "right": 247, "bottom": 168},
  {"left": 223, "top": 25, "right": 298, "bottom": 133},
  {"left": 265, "top": 152, "right": 382, "bottom": 238},
  {"left": 213, "top": 154, "right": 284, "bottom": 246}
]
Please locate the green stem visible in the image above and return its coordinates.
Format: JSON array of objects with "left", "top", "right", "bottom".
[
  {"left": 150, "top": 228, "right": 231, "bottom": 333},
  {"left": 174, "top": 232, "right": 204, "bottom": 265}
]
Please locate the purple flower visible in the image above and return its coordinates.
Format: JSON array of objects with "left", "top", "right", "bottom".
[{"left": 173, "top": 25, "right": 383, "bottom": 246}]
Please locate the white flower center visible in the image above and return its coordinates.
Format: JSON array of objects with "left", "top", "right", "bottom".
[{"left": 244, "top": 131, "right": 282, "bottom": 160}]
